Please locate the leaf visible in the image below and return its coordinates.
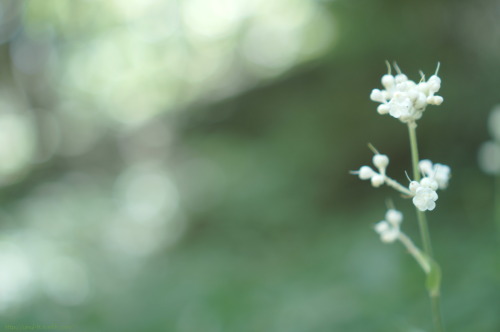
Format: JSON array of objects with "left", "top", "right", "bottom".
[{"left": 425, "top": 256, "right": 442, "bottom": 297}]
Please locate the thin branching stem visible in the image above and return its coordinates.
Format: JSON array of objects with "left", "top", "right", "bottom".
[{"left": 407, "top": 121, "right": 445, "bottom": 332}]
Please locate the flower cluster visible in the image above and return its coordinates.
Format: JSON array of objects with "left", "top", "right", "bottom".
[
  {"left": 418, "top": 159, "right": 451, "bottom": 189},
  {"left": 408, "top": 159, "right": 451, "bottom": 211},
  {"left": 374, "top": 209, "right": 403, "bottom": 243},
  {"left": 478, "top": 105, "right": 500, "bottom": 175},
  {"left": 353, "top": 151, "right": 451, "bottom": 212},
  {"left": 370, "top": 65, "right": 443, "bottom": 123},
  {"left": 355, "top": 153, "right": 389, "bottom": 188}
]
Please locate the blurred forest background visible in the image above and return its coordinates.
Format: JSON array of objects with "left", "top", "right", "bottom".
[{"left": 0, "top": 0, "right": 499, "bottom": 331}]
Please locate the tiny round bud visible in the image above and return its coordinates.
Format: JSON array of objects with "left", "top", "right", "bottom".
[
  {"left": 374, "top": 220, "right": 390, "bottom": 234},
  {"left": 428, "top": 75, "right": 441, "bottom": 92},
  {"left": 415, "top": 93, "right": 427, "bottom": 109},
  {"left": 371, "top": 174, "right": 385, "bottom": 187},
  {"left": 358, "top": 166, "right": 376, "bottom": 180},
  {"left": 381, "top": 75, "right": 394, "bottom": 88},
  {"left": 418, "top": 159, "right": 433, "bottom": 175},
  {"left": 408, "top": 90, "right": 419, "bottom": 101},
  {"left": 420, "top": 177, "right": 438, "bottom": 191},
  {"left": 377, "top": 104, "right": 390, "bottom": 115},
  {"left": 372, "top": 154, "right": 389, "bottom": 170},
  {"left": 427, "top": 95, "right": 443, "bottom": 105},
  {"left": 417, "top": 82, "right": 429, "bottom": 94},
  {"left": 409, "top": 181, "right": 420, "bottom": 194},
  {"left": 381, "top": 229, "right": 399, "bottom": 243},
  {"left": 385, "top": 209, "right": 403, "bottom": 225},
  {"left": 428, "top": 75, "right": 441, "bottom": 83},
  {"left": 395, "top": 74, "right": 408, "bottom": 84},
  {"left": 370, "top": 89, "right": 385, "bottom": 103}
]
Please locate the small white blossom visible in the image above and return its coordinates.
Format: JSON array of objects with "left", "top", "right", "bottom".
[
  {"left": 420, "top": 177, "right": 438, "bottom": 191},
  {"left": 371, "top": 174, "right": 385, "bottom": 187},
  {"left": 358, "top": 166, "right": 377, "bottom": 180},
  {"left": 373, "top": 154, "right": 389, "bottom": 172},
  {"left": 385, "top": 209, "right": 403, "bottom": 225},
  {"left": 418, "top": 159, "right": 451, "bottom": 189},
  {"left": 374, "top": 209, "right": 403, "bottom": 243},
  {"left": 370, "top": 64, "right": 443, "bottom": 124},
  {"left": 353, "top": 152, "right": 392, "bottom": 188},
  {"left": 413, "top": 186, "right": 438, "bottom": 211},
  {"left": 433, "top": 164, "right": 451, "bottom": 189},
  {"left": 418, "top": 159, "right": 433, "bottom": 175},
  {"left": 409, "top": 180, "right": 420, "bottom": 193},
  {"left": 374, "top": 220, "right": 390, "bottom": 233}
]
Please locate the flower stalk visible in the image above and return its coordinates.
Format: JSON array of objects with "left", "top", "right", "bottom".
[{"left": 408, "top": 121, "right": 444, "bottom": 332}]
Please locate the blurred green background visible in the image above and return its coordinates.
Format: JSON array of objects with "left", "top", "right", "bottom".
[{"left": 0, "top": 0, "right": 499, "bottom": 331}]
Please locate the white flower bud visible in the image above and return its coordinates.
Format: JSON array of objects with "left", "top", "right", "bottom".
[
  {"left": 381, "top": 75, "right": 395, "bottom": 88},
  {"left": 395, "top": 74, "right": 408, "bottom": 84},
  {"left": 427, "top": 95, "right": 443, "bottom": 105},
  {"left": 415, "top": 93, "right": 427, "bottom": 109},
  {"left": 372, "top": 154, "right": 389, "bottom": 170},
  {"left": 370, "top": 89, "right": 385, "bottom": 103},
  {"left": 420, "top": 177, "right": 438, "bottom": 191},
  {"left": 377, "top": 104, "right": 390, "bottom": 115},
  {"left": 434, "top": 164, "right": 451, "bottom": 189},
  {"left": 358, "top": 166, "right": 376, "bottom": 180},
  {"left": 374, "top": 220, "right": 390, "bottom": 233},
  {"left": 418, "top": 159, "right": 433, "bottom": 176},
  {"left": 381, "top": 229, "right": 399, "bottom": 243},
  {"left": 385, "top": 209, "right": 403, "bottom": 225},
  {"left": 428, "top": 75, "right": 441, "bottom": 92},
  {"left": 409, "top": 181, "right": 420, "bottom": 194},
  {"left": 417, "top": 82, "right": 429, "bottom": 94},
  {"left": 371, "top": 174, "right": 385, "bottom": 187},
  {"left": 408, "top": 90, "right": 419, "bottom": 101}
]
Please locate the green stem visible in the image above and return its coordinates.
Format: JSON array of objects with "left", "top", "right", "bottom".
[
  {"left": 431, "top": 294, "right": 445, "bottom": 332},
  {"left": 407, "top": 122, "right": 445, "bottom": 332},
  {"left": 408, "top": 123, "right": 433, "bottom": 257}
]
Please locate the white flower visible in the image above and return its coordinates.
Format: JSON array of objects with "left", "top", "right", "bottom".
[
  {"left": 374, "top": 209, "right": 403, "bottom": 243},
  {"left": 420, "top": 177, "right": 438, "bottom": 191},
  {"left": 418, "top": 159, "right": 433, "bottom": 175},
  {"left": 372, "top": 154, "right": 389, "bottom": 174},
  {"left": 371, "top": 174, "right": 385, "bottom": 187},
  {"left": 418, "top": 159, "right": 451, "bottom": 189},
  {"left": 353, "top": 152, "right": 391, "bottom": 188},
  {"left": 385, "top": 209, "right": 403, "bottom": 225},
  {"left": 409, "top": 180, "right": 420, "bottom": 193},
  {"left": 433, "top": 164, "right": 451, "bottom": 189},
  {"left": 413, "top": 186, "right": 438, "bottom": 211},
  {"left": 358, "top": 166, "right": 377, "bottom": 180},
  {"left": 370, "top": 64, "right": 444, "bottom": 124},
  {"left": 352, "top": 165, "right": 384, "bottom": 187}
]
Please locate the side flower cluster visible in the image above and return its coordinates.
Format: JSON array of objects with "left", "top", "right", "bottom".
[
  {"left": 353, "top": 152, "right": 451, "bottom": 212},
  {"left": 410, "top": 160, "right": 451, "bottom": 211},
  {"left": 374, "top": 209, "right": 403, "bottom": 243},
  {"left": 370, "top": 64, "right": 443, "bottom": 123},
  {"left": 355, "top": 153, "right": 389, "bottom": 188}
]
